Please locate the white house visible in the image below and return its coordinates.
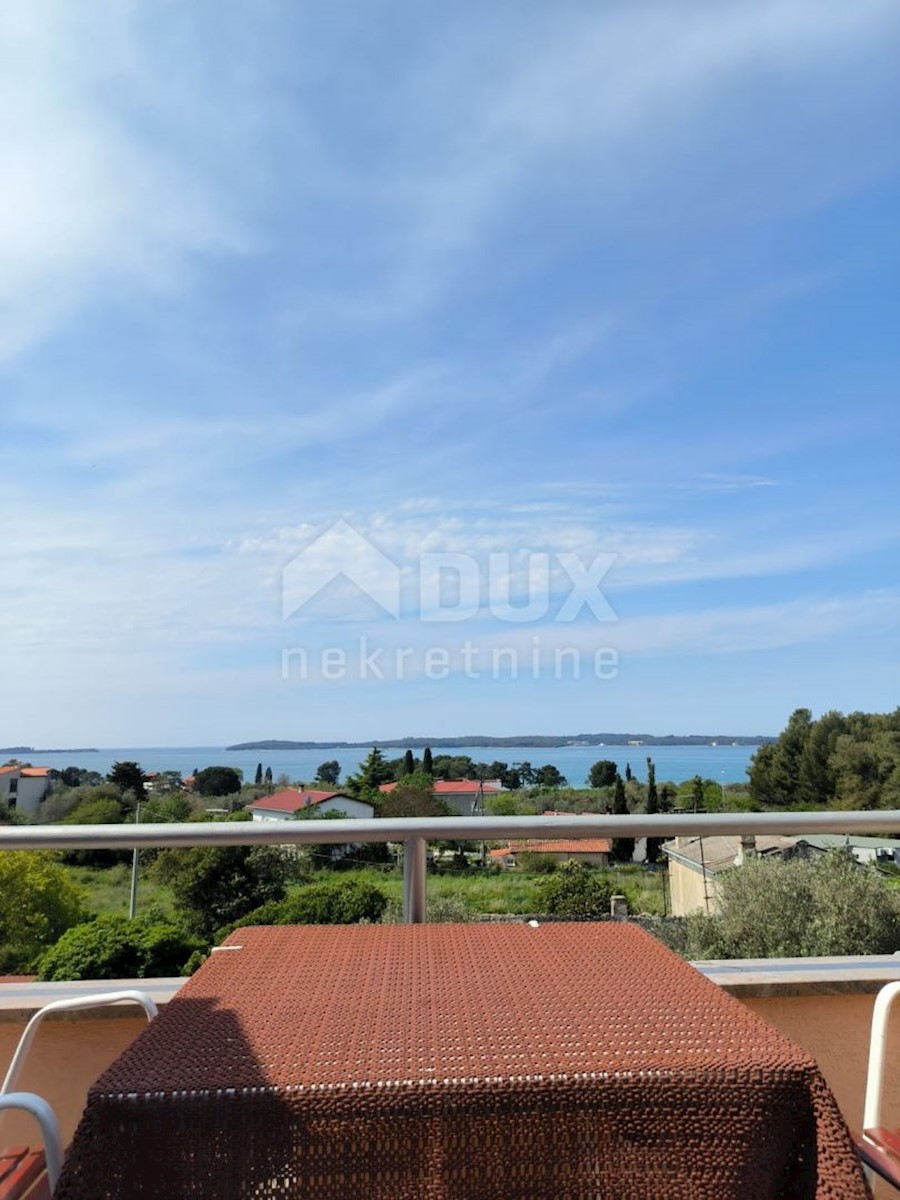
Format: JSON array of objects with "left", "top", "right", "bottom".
[
  {"left": 0, "top": 765, "right": 51, "bottom": 819},
  {"left": 378, "top": 779, "right": 502, "bottom": 816},
  {"left": 246, "top": 789, "right": 374, "bottom": 822}
]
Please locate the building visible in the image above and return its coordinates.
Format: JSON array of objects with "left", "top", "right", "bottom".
[
  {"left": 489, "top": 838, "right": 612, "bottom": 868},
  {"left": 378, "top": 778, "right": 501, "bottom": 816},
  {"left": 246, "top": 789, "right": 374, "bottom": 822},
  {"left": 0, "top": 764, "right": 51, "bottom": 819}
]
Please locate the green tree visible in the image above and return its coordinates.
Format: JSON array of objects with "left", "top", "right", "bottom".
[
  {"left": 193, "top": 766, "right": 243, "bottom": 797},
  {"left": 422, "top": 746, "right": 434, "bottom": 776},
  {"left": 645, "top": 757, "right": 662, "bottom": 864},
  {"left": 624, "top": 763, "right": 633, "bottom": 782},
  {"left": 347, "top": 748, "right": 394, "bottom": 797},
  {"left": 61, "top": 794, "right": 130, "bottom": 868},
  {"left": 588, "top": 759, "right": 618, "bottom": 789},
  {"left": 402, "top": 749, "right": 416, "bottom": 776},
  {"left": 377, "top": 773, "right": 450, "bottom": 819},
  {"left": 535, "top": 764, "right": 567, "bottom": 788},
  {"left": 38, "top": 916, "right": 203, "bottom": 981},
  {"left": 0, "top": 852, "right": 88, "bottom": 972},
  {"left": 264, "top": 766, "right": 273, "bottom": 786},
  {"left": 254, "top": 762, "right": 263, "bottom": 785},
  {"left": 107, "top": 761, "right": 146, "bottom": 811},
  {"left": 314, "top": 760, "right": 341, "bottom": 786},
  {"left": 152, "top": 845, "right": 290, "bottom": 939},
  {"left": 611, "top": 774, "right": 634, "bottom": 863},
  {"left": 536, "top": 863, "right": 612, "bottom": 918}
]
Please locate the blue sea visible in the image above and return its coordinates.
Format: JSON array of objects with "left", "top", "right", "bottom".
[{"left": 25, "top": 743, "right": 761, "bottom": 787}]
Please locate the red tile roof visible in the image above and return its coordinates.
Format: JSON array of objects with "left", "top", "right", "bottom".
[
  {"left": 379, "top": 779, "right": 501, "bottom": 794},
  {"left": 491, "top": 839, "right": 613, "bottom": 857},
  {"left": 247, "top": 789, "right": 353, "bottom": 814},
  {"left": 21, "top": 767, "right": 49, "bottom": 777}
]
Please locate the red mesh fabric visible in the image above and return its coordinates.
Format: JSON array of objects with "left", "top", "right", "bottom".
[{"left": 54, "top": 923, "right": 870, "bottom": 1199}]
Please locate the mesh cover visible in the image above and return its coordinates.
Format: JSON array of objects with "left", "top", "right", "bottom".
[{"left": 54, "top": 923, "right": 870, "bottom": 1199}]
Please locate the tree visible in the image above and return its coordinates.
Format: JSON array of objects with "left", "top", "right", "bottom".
[
  {"left": 0, "top": 852, "right": 88, "bottom": 972},
  {"left": 152, "top": 845, "right": 290, "bottom": 939},
  {"left": 422, "top": 746, "right": 434, "bottom": 776},
  {"left": 377, "top": 773, "right": 451, "bottom": 819},
  {"left": 254, "top": 763, "right": 263, "bottom": 786},
  {"left": 684, "top": 851, "right": 900, "bottom": 959},
  {"left": 37, "top": 916, "right": 203, "bottom": 981},
  {"left": 611, "top": 775, "right": 634, "bottom": 863},
  {"left": 690, "top": 775, "right": 705, "bottom": 812},
  {"left": 588, "top": 759, "right": 618, "bottom": 789},
  {"left": 624, "top": 763, "right": 633, "bottom": 782},
  {"left": 193, "top": 766, "right": 243, "bottom": 798},
  {"left": 347, "top": 748, "right": 394, "bottom": 797},
  {"left": 61, "top": 794, "right": 129, "bottom": 868},
  {"left": 314, "top": 760, "right": 341, "bottom": 786},
  {"left": 536, "top": 863, "right": 613, "bottom": 918},
  {"left": 645, "top": 757, "right": 662, "bottom": 864},
  {"left": 535, "top": 764, "right": 567, "bottom": 788},
  {"left": 402, "top": 749, "right": 416, "bottom": 776},
  {"left": 107, "top": 761, "right": 146, "bottom": 810},
  {"left": 264, "top": 766, "right": 273, "bottom": 788}
]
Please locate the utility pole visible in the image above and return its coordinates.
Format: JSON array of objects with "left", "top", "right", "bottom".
[{"left": 129, "top": 800, "right": 142, "bottom": 919}]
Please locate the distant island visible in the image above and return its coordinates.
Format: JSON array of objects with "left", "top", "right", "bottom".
[
  {"left": 0, "top": 746, "right": 99, "bottom": 754},
  {"left": 227, "top": 732, "right": 772, "bottom": 751}
]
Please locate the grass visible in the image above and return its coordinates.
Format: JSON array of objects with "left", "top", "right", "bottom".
[
  {"left": 62, "top": 858, "right": 668, "bottom": 927},
  {"left": 63, "top": 862, "right": 175, "bottom": 920}
]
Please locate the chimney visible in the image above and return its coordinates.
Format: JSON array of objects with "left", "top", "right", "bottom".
[{"left": 735, "top": 835, "right": 756, "bottom": 866}]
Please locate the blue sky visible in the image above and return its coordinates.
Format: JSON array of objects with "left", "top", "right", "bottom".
[{"left": 2, "top": 0, "right": 899, "bottom": 746}]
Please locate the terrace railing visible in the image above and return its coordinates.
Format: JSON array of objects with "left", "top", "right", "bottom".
[{"left": 3, "top": 810, "right": 900, "bottom": 922}]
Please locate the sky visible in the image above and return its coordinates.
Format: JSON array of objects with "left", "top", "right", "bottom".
[{"left": 1, "top": 0, "right": 899, "bottom": 746}]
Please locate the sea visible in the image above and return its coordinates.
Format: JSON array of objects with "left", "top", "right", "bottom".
[{"left": 19, "top": 743, "right": 761, "bottom": 788}]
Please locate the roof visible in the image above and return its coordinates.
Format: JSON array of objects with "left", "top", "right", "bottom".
[
  {"left": 662, "top": 835, "right": 797, "bottom": 875},
  {"left": 491, "top": 839, "right": 612, "bottom": 857},
  {"left": 247, "top": 789, "right": 355, "bottom": 815},
  {"left": 379, "top": 779, "right": 501, "bottom": 795},
  {"left": 0, "top": 765, "right": 49, "bottom": 777},
  {"left": 797, "top": 834, "right": 900, "bottom": 851}
]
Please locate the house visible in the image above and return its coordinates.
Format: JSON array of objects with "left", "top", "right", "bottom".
[
  {"left": 490, "top": 838, "right": 612, "bottom": 868},
  {"left": 0, "top": 765, "right": 51, "bottom": 819},
  {"left": 664, "top": 832, "right": 900, "bottom": 917},
  {"left": 246, "top": 789, "right": 374, "bottom": 822},
  {"left": 378, "top": 779, "right": 501, "bottom": 816}
]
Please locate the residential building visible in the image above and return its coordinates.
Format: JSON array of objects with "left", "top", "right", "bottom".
[
  {"left": 0, "top": 765, "right": 51, "bottom": 819},
  {"left": 490, "top": 838, "right": 612, "bottom": 868},
  {"left": 246, "top": 789, "right": 374, "bottom": 822}
]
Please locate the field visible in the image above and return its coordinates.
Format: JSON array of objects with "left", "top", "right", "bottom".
[{"left": 63, "top": 858, "right": 668, "bottom": 922}]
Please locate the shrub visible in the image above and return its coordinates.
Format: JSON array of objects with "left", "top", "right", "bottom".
[
  {"left": 683, "top": 850, "right": 900, "bottom": 959},
  {"left": 221, "top": 879, "right": 389, "bottom": 938},
  {"left": 152, "top": 845, "right": 291, "bottom": 939},
  {"left": 0, "top": 852, "right": 88, "bottom": 972},
  {"left": 37, "top": 915, "right": 203, "bottom": 981},
  {"left": 381, "top": 894, "right": 473, "bottom": 924},
  {"left": 536, "top": 863, "right": 613, "bottom": 918}
]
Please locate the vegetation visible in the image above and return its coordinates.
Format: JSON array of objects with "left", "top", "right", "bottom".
[
  {"left": 749, "top": 707, "right": 900, "bottom": 809},
  {"left": 37, "top": 915, "right": 202, "bottom": 981},
  {"left": 536, "top": 863, "right": 614, "bottom": 918},
  {"left": 683, "top": 852, "right": 900, "bottom": 959},
  {"left": 0, "top": 852, "right": 88, "bottom": 972},
  {"left": 192, "top": 765, "right": 243, "bottom": 797},
  {"left": 152, "top": 845, "right": 292, "bottom": 938},
  {"left": 222, "top": 878, "right": 388, "bottom": 935},
  {"left": 611, "top": 775, "right": 634, "bottom": 863}
]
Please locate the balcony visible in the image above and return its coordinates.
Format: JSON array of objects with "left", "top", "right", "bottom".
[{"left": 3, "top": 811, "right": 900, "bottom": 1195}]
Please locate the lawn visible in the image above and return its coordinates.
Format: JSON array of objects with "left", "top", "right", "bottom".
[{"left": 63, "top": 862, "right": 176, "bottom": 919}]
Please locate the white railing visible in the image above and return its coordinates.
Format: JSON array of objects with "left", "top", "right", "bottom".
[{"left": 2, "top": 810, "right": 899, "bottom": 922}]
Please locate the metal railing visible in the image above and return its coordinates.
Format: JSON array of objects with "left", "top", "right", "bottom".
[{"left": 3, "top": 810, "right": 900, "bottom": 922}]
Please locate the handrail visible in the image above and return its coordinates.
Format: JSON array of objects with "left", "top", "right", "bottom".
[
  {"left": 0, "top": 1093, "right": 63, "bottom": 1189},
  {"left": 2, "top": 811, "right": 898, "bottom": 924},
  {"left": 1, "top": 810, "right": 899, "bottom": 850}
]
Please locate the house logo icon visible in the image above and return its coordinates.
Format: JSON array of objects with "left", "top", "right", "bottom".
[{"left": 281, "top": 520, "right": 401, "bottom": 620}]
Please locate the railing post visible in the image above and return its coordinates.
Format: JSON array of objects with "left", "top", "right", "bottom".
[{"left": 403, "top": 837, "right": 427, "bottom": 923}]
